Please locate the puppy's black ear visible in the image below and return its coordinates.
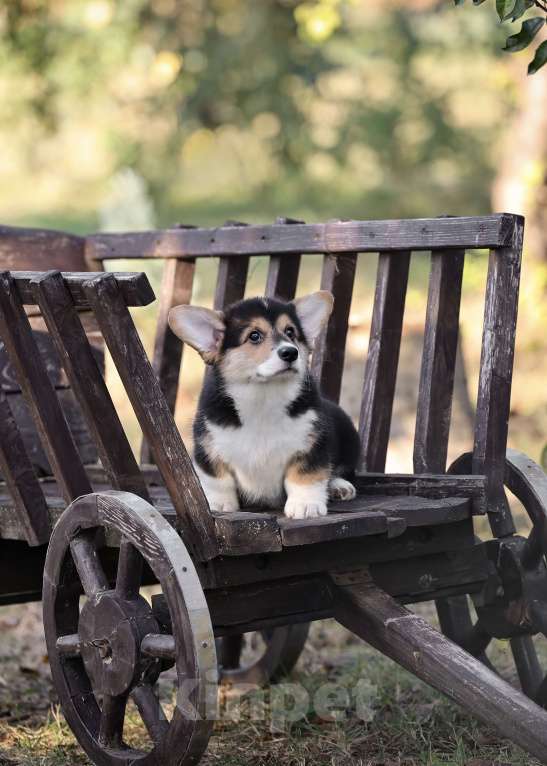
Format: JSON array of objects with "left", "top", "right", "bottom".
[
  {"left": 168, "top": 305, "right": 225, "bottom": 364},
  {"left": 293, "top": 291, "right": 334, "bottom": 345}
]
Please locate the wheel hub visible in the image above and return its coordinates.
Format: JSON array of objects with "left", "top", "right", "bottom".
[{"left": 79, "top": 591, "right": 158, "bottom": 696}]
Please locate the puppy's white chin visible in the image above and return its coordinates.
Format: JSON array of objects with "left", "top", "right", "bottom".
[{"left": 255, "top": 367, "right": 299, "bottom": 382}]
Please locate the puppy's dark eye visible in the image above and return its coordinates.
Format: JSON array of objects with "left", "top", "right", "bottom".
[
  {"left": 285, "top": 326, "right": 296, "bottom": 340},
  {"left": 248, "top": 330, "right": 263, "bottom": 344}
]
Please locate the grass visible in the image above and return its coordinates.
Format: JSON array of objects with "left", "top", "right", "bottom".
[{"left": 0, "top": 613, "right": 543, "bottom": 766}]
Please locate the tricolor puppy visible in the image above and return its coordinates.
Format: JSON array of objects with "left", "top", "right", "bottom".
[{"left": 168, "top": 292, "right": 360, "bottom": 519}]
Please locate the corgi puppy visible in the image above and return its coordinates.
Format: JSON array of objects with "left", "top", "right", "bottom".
[{"left": 168, "top": 292, "right": 361, "bottom": 519}]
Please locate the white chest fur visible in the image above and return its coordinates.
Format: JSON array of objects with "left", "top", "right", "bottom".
[{"left": 205, "top": 378, "right": 317, "bottom": 505}]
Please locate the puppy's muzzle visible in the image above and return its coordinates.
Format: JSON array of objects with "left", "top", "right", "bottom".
[{"left": 277, "top": 345, "right": 298, "bottom": 364}]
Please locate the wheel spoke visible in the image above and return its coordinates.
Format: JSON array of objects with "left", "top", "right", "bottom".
[
  {"left": 115, "top": 539, "right": 143, "bottom": 600},
  {"left": 141, "top": 633, "right": 176, "bottom": 661},
  {"left": 132, "top": 684, "right": 169, "bottom": 744},
  {"left": 217, "top": 634, "right": 244, "bottom": 670},
  {"left": 70, "top": 533, "right": 109, "bottom": 598},
  {"left": 511, "top": 635, "right": 543, "bottom": 699},
  {"left": 98, "top": 693, "right": 127, "bottom": 748},
  {"left": 56, "top": 633, "right": 81, "bottom": 657}
]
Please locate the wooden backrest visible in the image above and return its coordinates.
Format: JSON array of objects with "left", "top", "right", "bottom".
[
  {"left": 0, "top": 226, "right": 101, "bottom": 474},
  {"left": 86, "top": 213, "right": 524, "bottom": 537},
  {"left": 0, "top": 270, "right": 216, "bottom": 559}
]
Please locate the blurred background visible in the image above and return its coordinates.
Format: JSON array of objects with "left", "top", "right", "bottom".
[{"left": 1, "top": 0, "right": 547, "bottom": 459}]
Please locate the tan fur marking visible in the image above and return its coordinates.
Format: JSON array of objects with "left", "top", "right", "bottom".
[
  {"left": 274, "top": 313, "right": 296, "bottom": 335},
  {"left": 286, "top": 462, "right": 330, "bottom": 486}
]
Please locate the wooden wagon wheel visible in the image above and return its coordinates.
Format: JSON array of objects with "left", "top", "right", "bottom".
[
  {"left": 42, "top": 491, "right": 217, "bottom": 766},
  {"left": 438, "top": 449, "right": 547, "bottom": 705},
  {"left": 216, "top": 623, "right": 310, "bottom": 686}
]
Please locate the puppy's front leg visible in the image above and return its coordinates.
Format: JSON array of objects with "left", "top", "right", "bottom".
[
  {"left": 284, "top": 462, "right": 329, "bottom": 519},
  {"left": 195, "top": 463, "right": 239, "bottom": 513}
]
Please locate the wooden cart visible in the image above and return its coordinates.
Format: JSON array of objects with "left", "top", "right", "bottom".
[{"left": 1, "top": 213, "right": 547, "bottom": 765}]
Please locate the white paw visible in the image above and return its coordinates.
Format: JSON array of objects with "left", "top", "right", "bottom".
[
  {"left": 208, "top": 495, "right": 240, "bottom": 513},
  {"left": 284, "top": 500, "right": 328, "bottom": 519},
  {"left": 329, "top": 477, "right": 356, "bottom": 501}
]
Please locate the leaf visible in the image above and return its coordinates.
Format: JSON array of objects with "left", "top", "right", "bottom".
[
  {"left": 505, "top": 0, "right": 534, "bottom": 21},
  {"left": 472, "top": 0, "right": 487, "bottom": 4},
  {"left": 528, "top": 39, "right": 547, "bottom": 73},
  {"left": 503, "top": 17, "right": 545, "bottom": 52},
  {"left": 496, "top": 0, "right": 513, "bottom": 19}
]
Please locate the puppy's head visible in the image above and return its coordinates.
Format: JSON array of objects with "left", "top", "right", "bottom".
[{"left": 168, "top": 292, "right": 333, "bottom": 384}]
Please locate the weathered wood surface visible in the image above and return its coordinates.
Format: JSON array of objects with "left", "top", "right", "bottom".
[
  {"left": 86, "top": 214, "right": 517, "bottom": 260},
  {"left": 0, "top": 389, "right": 50, "bottom": 545},
  {"left": 311, "top": 252, "right": 357, "bottom": 402},
  {"left": 414, "top": 250, "right": 465, "bottom": 473},
  {"left": 83, "top": 273, "right": 218, "bottom": 561},
  {"left": 32, "top": 271, "right": 150, "bottom": 499},
  {"left": 10, "top": 271, "right": 154, "bottom": 307},
  {"left": 473, "top": 217, "right": 524, "bottom": 536},
  {"left": 353, "top": 473, "right": 486, "bottom": 512},
  {"left": 333, "top": 570, "right": 547, "bottom": 764},
  {"left": 359, "top": 251, "right": 410, "bottom": 471},
  {"left": 264, "top": 217, "right": 303, "bottom": 301},
  {"left": 0, "top": 272, "right": 92, "bottom": 503},
  {"left": 0, "top": 389, "right": 97, "bottom": 475},
  {"left": 0, "top": 225, "right": 87, "bottom": 271}
]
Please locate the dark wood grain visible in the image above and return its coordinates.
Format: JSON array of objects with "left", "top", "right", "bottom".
[
  {"left": 214, "top": 254, "right": 249, "bottom": 310},
  {"left": 473, "top": 217, "right": 524, "bottom": 536},
  {"left": 414, "top": 250, "right": 465, "bottom": 473},
  {"left": 0, "top": 225, "right": 86, "bottom": 271},
  {"left": 0, "top": 271, "right": 92, "bottom": 503},
  {"left": 32, "top": 271, "right": 150, "bottom": 499},
  {"left": 11, "top": 271, "right": 154, "bottom": 307},
  {"left": 311, "top": 252, "right": 357, "bottom": 402},
  {"left": 353, "top": 472, "right": 485, "bottom": 512},
  {"left": 83, "top": 274, "right": 218, "bottom": 560},
  {"left": 140, "top": 257, "right": 196, "bottom": 463},
  {"left": 264, "top": 217, "right": 303, "bottom": 300},
  {"left": 86, "top": 214, "right": 517, "bottom": 260},
  {"left": 359, "top": 251, "right": 410, "bottom": 471},
  {"left": 0, "top": 389, "right": 50, "bottom": 545}
]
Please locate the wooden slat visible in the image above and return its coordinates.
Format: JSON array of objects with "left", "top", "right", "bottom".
[
  {"left": 214, "top": 255, "right": 249, "bottom": 310},
  {"left": 10, "top": 271, "right": 154, "bottom": 307},
  {"left": 214, "top": 510, "right": 282, "bottom": 556},
  {"left": 414, "top": 250, "right": 465, "bottom": 473},
  {"left": 0, "top": 389, "right": 50, "bottom": 545},
  {"left": 353, "top": 472, "right": 486, "bottom": 512},
  {"left": 358, "top": 251, "right": 410, "bottom": 472},
  {"left": 326, "top": 494, "right": 471, "bottom": 526},
  {"left": 83, "top": 274, "right": 218, "bottom": 561},
  {"left": 86, "top": 214, "right": 517, "bottom": 260},
  {"left": 278, "top": 510, "right": 397, "bottom": 547},
  {"left": 213, "top": 221, "right": 250, "bottom": 310},
  {"left": 32, "top": 271, "right": 150, "bottom": 500},
  {"left": 0, "top": 271, "right": 92, "bottom": 503},
  {"left": 473, "top": 217, "right": 524, "bottom": 536},
  {"left": 265, "top": 254, "right": 301, "bottom": 301},
  {"left": 311, "top": 252, "right": 357, "bottom": 402},
  {"left": 264, "top": 217, "right": 303, "bottom": 300},
  {"left": 140, "top": 258, "right": 196, "bottom": 464},
  {"left": 0, "top": 225, "right": 87, "bottom": 271}
]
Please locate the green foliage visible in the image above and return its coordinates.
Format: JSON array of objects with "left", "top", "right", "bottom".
[
  {"left": 528, "top": 37, "right": 547, "bottom": 69},
  {"left": 0, "top": 1, "right": 516, "bottom": 228},
  {"left": 456, "top": 0, "right": 547, "bottom": 71}
]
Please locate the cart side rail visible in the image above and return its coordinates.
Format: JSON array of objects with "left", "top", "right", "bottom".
[{"left": 0, "top": 269, "right": 217, "bottom": 560}]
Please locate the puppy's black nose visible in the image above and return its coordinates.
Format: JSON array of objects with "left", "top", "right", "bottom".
[{"left": 278, "top": 345, "right": 298, "bottom": 363}]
